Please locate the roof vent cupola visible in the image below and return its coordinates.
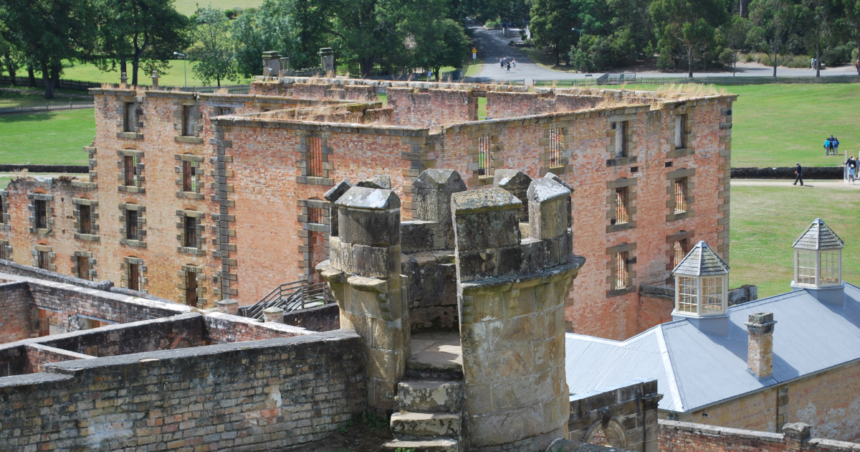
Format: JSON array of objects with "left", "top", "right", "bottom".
[
  {"left": 671, "top": 241, "right": 731, "bottom": 335},
  {"left": 791, "top": 218, "right": 845, "bottom": 305}
]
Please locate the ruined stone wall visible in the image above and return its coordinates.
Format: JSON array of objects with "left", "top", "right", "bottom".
[
  {"left": 400, "top": 251, "right": 458, "bottom": 330},
  {"left": 659, "top": 420, "right": 860, "bottom": 452},
  {"left": 202, "top": 312, "right": 309, "bottom": 342},
  {"left": 0, "top": 330, "right": 367, "bottom": 451},
  {"left": 218, "top": 120, "right": 422, "bottom": 304},
  {"left": 387, "top": 87, "right": 477, "bottom": 126},
  {"left": 0, "top": 282, "right": 32, "bottom": 343},
  {"left": 23, "top": 344, "right": 93, "bottom": 374},
  {"left": 280, "top": 82, "right": 377, "bottom": 102},
  {"left": 281, "top": 303, "right": 340, "bottom": 332},
  {"left": 485, "top": 92, "right": 602, "bottom": 119}
]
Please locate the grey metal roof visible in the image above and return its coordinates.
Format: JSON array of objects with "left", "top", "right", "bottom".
[
  {"left": 672, "top": 241, "right": 729, "bottom": 276},
  {"left": 792, "top": 218, "right": 844, "bottom": 250},
  {"left": 565, "top": 283, "right": 860, "bottom": 413}
]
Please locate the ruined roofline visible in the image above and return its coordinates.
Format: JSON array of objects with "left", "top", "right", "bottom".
[
  {"left": 89, "top": 86, "right": 380, "bottom": 107},
  {"left": 4, "top": 175, "right": 83, "bottom": 191},
  {"left": 210, "top": 113, "right": 429, "bottom": 136},
  {"left": 258, "top": 75, "right": 530, "bottom": 93}
]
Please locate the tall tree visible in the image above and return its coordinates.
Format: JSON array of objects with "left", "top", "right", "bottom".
[
  {"left": 232, "top": 1, "right": 296, "bottom": 77},
  {"left": 188, "top": 7, "right": 238, "bottom": 87},
  {"left": 802, "top": 0, "right": 836, "bottom": 76},
  {"left": 530, "top": 0, "right": 577, "bottom": 65},
  {"left": 842, "top": 0, "right": 860, "bottom": 73},
  {"left": 327, "top": 0, "right": 403, "bottom": 76},
  {"left": 92, "top": 0, "right": 189, "bottom": 86},
  {"left": 0, "top": 0, "right": 97, "bottom": 98},
  {"left": 748, "top": 0, "right": 800, "bottom": 77},
  {"left": 651, "top": 0, "right": 729, "bottom": 77}
]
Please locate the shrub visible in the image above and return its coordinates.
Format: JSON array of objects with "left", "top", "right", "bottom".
[
  {"left": 485, "top": 18, "right": 501, "bottom": 29},
  {"left": 225, "top": 9, "right": 236, "bottom": 19}
]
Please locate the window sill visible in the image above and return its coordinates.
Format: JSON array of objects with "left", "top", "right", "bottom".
[
  {"left": 176, "top": 191, "right": 205, "bottom": 200},
  {"left": 74, "top": 233, "right": 100, "bottom": 242},
  {"left": 175, "top": 136, "right": 204, "bottom": 144},
  {"left": 177, "top": 247, "right": 206, "bottom": 256},
  {"left": 666, "top": 210, "right": 694, "bottom": 222},
  {"left": 606, "top": 156, "right": 638, "bottom": 167},
  {"left": 296, "top": 176, "right": 334, "bottom": 186},
  {"left": 117, "top": 132, "right": 143, "bottom": 140},
  {"left": 606, "top": 285, "right": 637, "bottom": 298},
  {"left": 121, "top": 239, "right": 147, "bottom": 248},
  {"left": 546, "top": 165, "right": 567, "bottom": 175},
  {"left": 667, "top": 148, "right": 694, "bottom": 159},
  {"left": 118, "top": 186, "right": 146, "bottom": 194},
  {"left": 606, "top": 222, "right": 637, "bottom": 233},
  {"left": 30, "top": 227, "right": 53, "bottom": 236},
  {"left": 72, "top": 181, "right": 98, "bottom": 190}
]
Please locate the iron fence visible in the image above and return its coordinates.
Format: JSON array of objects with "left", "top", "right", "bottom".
[{"left": 0, "top": 101, "right": 94, "bottom": 115}]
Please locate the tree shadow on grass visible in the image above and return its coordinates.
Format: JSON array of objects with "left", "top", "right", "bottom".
[{"left": 0, "top": 112, "right": 64, "bottom": 124}]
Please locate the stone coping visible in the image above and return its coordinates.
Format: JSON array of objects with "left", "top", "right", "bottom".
[
  {"left": 658, "top": 420, "right": 785, "bottom": 443},
  {"left": 0, "top": 371, "right": 73, "bottom": 389},
  {"left": 459, "top": 256, "right": 585, "bottom": 294}
]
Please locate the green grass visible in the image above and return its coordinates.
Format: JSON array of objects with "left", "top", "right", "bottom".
[
  {"left": 0, "top": 177, "right": 10, "bottom": 189},
  {"left": 0, "top": 109, "right": 94, "bottom": 164},
  {"left": 0, "top": 90, "right": 90, "bottom": 107},
  {"left": 729, "top": 183, "right": 860, "bottom": 298},
  {"left": 57, "top": 60, "right": 254, "bottom": 87},
  {"left": 173, "top": 0, "right": 264, "bottom": 15}
]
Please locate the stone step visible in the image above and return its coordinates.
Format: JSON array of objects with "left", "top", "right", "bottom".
[
  {"left": 406, "top": 357, "right": 464, "bottom": 381},
  {"left": 396, "top": 380, "right": 463, "bottom": 413},
  {"left": 382, "top": 438, "right": 459, "bottom": 452},
  {"left": 391, "top": 412, "right": 461, "bottom": 439}
]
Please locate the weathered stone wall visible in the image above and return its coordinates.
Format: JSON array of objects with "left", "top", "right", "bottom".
[
  {"left": 400, "top": 251, "right": 458, "bottom": 330},
  {"left": 23, "top": 344, "right": 93, "bottom": 374},
  {"left": 203, "top": 312, "right": 310, "bottom": 342},
  {"left": 659, "top": 420, "right": 860, "bottom": 452},
  {"left": 485, "top": 92, "right": 602, "bottom": 119},
  {"left": 281, "top": 303, "right": 340, "bottom": 332},
  {"left": 0, "top": 330, "right": 367, "bottom": 451},
  {"left": 0, "top": 282, "right": 32, "bottom": 343},
  {"left": 387, "top": 87, "right": 478, "bottom": 126}
]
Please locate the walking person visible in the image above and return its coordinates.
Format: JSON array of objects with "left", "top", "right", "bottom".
[
  {"left": 848, "top": 155, "right": 857, "bottom": 184},
  {"left": 832, "top": 136, "right": 839, "bottom": 155},
  {"left": 824, "top": 137, "right": 832, "bottom": 156},
  {"left": 512, "top": 59, "right": 517, "bottom": 68},
  {"left": 794, "top": 162, "right": 804, "bottom": 186},
  {"left": 427, "top": 69, "right": 433, "bottom": 81},
  {"left": 506, "top": 61, "right": 511, "bottom": 72}
]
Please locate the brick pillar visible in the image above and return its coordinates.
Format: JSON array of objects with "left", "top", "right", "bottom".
[
  {"left": 782, "top": 422, "right": 811, "bottom": 452},
  {"left": 317, "top": 186, "right": 408, "bottom": 411},
  {"left": 493, "top": 169, "right": 532, "bottom": 223},
  {"left": 746, "top": 312, "right": 777, "bottom": 379},
  {"left": 454, "top": 179, "right": 584, "bottom": 451},
  {"left": 262, "top": 51, "right": 281, "bottom": 77},
  {"left": 319, "top": 48, "right": 335, "bottom": 78},
  {"left": 151, "top": 71, "right": 159, "bottom": 89}
]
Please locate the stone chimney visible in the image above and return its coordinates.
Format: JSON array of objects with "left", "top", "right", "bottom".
[
  {"left": 746, "top": 312, "right": 777, "bottom": 379},
  {"left": 262, "top": 51, "right": 281, "bottom": 77},
  {"left": 120, "top": 72, "right": 128, "bottom": 86},
  {"left": 319, "top": 48, "right": 335, "bottom": 77},
  {"left": 151, "top": 70, "right": 159, "bottom": 89}
]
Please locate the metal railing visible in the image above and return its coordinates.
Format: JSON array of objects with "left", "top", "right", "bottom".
[
  {"left": 0, "top": 101, "right": 94, "bottom": 115},
  {"left": 238, "top": 280, "right": 334, "bottom": 320}
]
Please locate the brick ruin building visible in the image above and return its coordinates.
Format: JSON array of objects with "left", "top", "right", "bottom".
[{"left": 0, "top": 64, "right": 735, "bottom": 340}]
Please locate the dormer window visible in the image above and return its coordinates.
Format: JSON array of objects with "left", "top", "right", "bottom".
[
  {"left": 792, "top": 218, "right": 843, "bottom": 289},
  {"left": 672, "top": 241, "right": 729, "bottom": 318}
]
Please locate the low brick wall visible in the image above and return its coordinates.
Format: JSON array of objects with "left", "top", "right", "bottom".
[
  {"left": 0, "top": 164, "right": 89, "bottom": 173},
  {"left": 24, "top": 344, "right": 92, "bottom": 374},
  {"left": 0, "top": 282, "right": 32, "bottom": 343},
  {"left": 659, "top": 420, "right": 860, "bottom": 452},
  {"left": 203, "top": 312, "right": 311, "bottom": 342},
  {"left": 0, "top": 330, "right": 366, "bottom": 451},
  {"left": 0, "top": 260, "right": 113, "bottom": 291},
  {"left": 282, "top": 303, "right": 340, "bottom": 332},
  {"left": 731, "top": 167, "right": 843, "bottom": 179}
]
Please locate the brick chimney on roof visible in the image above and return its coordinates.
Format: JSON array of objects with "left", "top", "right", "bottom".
[{"left": 746, "top": 312, "right": 777, "bottom": 379}]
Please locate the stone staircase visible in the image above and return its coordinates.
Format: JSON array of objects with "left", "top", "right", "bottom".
[
  {"left": 383, "top": 379, "right": 464, "bottom": 451},
  {"left": 383, "top": 330, "right": 465, "bottom": 451}
]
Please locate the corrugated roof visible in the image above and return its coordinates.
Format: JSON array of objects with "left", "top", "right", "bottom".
[
  {"left": 792, "top": 218, "right": 844, "bottom": 250},
  {"left": 672, "top": 241, "right": 729, "bottom": 276},
  {"left": 565, "top": 283, "right": 860, "bottom": 413}
]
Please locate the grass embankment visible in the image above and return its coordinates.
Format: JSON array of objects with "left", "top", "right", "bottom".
[
  {"left": 0, "top": 109, "right": 94, "bottom": 164},
  {"left": 729, "top": 184, "right": 860, "bottom": 298},
  {"left": 0, "top": 90, "right": 91, "bottom": 107}
]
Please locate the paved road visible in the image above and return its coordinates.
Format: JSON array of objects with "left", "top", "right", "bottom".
[
  {"left": 471, "top": 27, "right": 860, "bottom": 84},
  {"left": 732, "top": 180, "right": 859, "bottom": 189}
]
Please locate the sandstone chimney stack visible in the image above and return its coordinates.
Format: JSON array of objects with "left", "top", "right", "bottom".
[{"left": 746, "top": 312, "right": 776, "bottom": 379}]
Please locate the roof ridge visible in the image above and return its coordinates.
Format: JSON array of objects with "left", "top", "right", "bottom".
[{"left": 654, "top": 324, "right": 685, "bottom": 412}]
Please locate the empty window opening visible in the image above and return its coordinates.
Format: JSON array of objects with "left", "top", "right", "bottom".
[
  {"left": 478, "top": 135, "right": 491, "bottom": 176},
  {"left": 675, "top": 114, "right": 687, "bottom": 148},
  {"left": 124, "top": 155, "right": 138, "bottom": 186},
  {"left": 126, "top": 210, "right": 139, "bottom": 240},
  {"left": 678, "top": 276, "right": 697, "bottom": 313},
  {"left": 123, "top": 102, "right": 135, "bottom": 132},
  {"left": 34, "top": 200, "right": 47, "bottom": 229},
  {"left": 308, "top": 231, "right": 326, "bottom": 284},
  {"left": 702, "top": 276, "right": 724, "bottom": 314},
  {"left": 307, "top": 137, "right": 323, "bottom": 177},
  {"left": 308, "top": 207, "right": 324, "bottom": 225},
  {"left": 185, "top": 217, "right": 198, "bottom": 248},
  {"left": 0, "top": 244, "right": 5, "bottom": 260},
  {"left": 37, "top": 251, "right": 50, "bottom": 270},
  {"left": 186, "top": 272, "right": 199, "bottom": 307},
  {"left": 217, "top": 106, "right": 233, "bottom": 116},
  {"left": 673, "top": 240, "right": 686, "bottom": 268},
  {"left": 79, "top": 205, "right": 92, "bottom": 234},
  {"left": 77, "top": 256, "right": 90, "bottom": 280},
  {"left": 182, "top": 106, "right": 196, "bottom": 136},
  {"left": 615, "top": 252, "right": 628, "bottom": 290},
  {"left": 549, "top": 128, "right": 563, "bottom": 168},
  {"left": 674, "top": 179, "right": 688, "bottom": 214},
  {"left": 182, "top": 161, "right": 196, "bottom": 192},
  {"left": 38, "top": 309, "right": 50, "bottom": 337},
  {"left": 614, "top": 121, "right": 628, "bottom": 158},
  {"left": 128, "top": 263, "right": 140, "bottom": 291},
  {"left": 615, "top": 188, "right": 629, "bottom": 225}
]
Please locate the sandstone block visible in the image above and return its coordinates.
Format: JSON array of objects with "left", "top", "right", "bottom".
[
  {"left": 396, "top": 380, "right": 463, "bottom": 413},
  {"left": 390, "top": 412, "right": 461, "bottom": 439}
]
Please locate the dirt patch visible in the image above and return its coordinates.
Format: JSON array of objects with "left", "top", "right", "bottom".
[{"left": 295, "top": 411, "right": 396, "bottom": 452}]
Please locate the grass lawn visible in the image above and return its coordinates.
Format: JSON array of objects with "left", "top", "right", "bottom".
[
  {"left": 729, "top": 183, "right": 860, "bottom": 298},
  {"left": 173, "top": 0, "right": 263, "bottom": 15},
  {"left": 57, "top": 60, "right": 254, "bottom": 87},
  {"left": 0, "top": 109, "right": 94, "bottom": 164},
  {"left": 0, "top": 90, "right": 91, "bottom": 107}
]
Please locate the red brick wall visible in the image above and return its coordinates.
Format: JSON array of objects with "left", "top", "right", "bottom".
[
  {"left": 0, "top": 282, "right": 32, "bottom": 343},
  {"left": 387, "top": 87, "right": 477, "bottom": 126},
  {"left": 659, "top": 420, "right": 860, "bottom": 452},
  {"left": 24, "top": 345, "right": 89, "bottom": 374},
  {"left": 486, "top": 92, "right": 601, "bottom": 119},
  {"left": 637, "top": 295, "right": 674, "bottom": 332},
  {"left": 788, "top": 363, "right": 860, "bottom": 441}
]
